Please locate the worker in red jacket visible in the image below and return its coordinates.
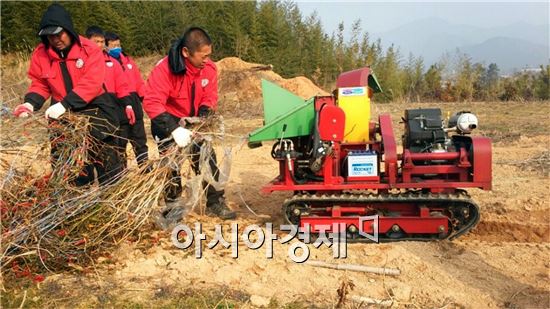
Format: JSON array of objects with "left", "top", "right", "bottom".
[
  {"left": 143, "top": 27, "right": 236, "bottom": 220},
  {"left": 12, "top": 4, "right": 122, "bottom": 185},
  {"left": 105, "top": 32, "right": 149, "bottom": 167},
  {"left": 85, "top": 26, "right": 141, "bottom": 178}
]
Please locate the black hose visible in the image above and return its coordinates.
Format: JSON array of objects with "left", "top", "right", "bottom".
[
  {"left": 271, "top": 141, "right": 281, "bottom": 159},
  {"left": 288, "top": 158, "right": 308, "bottom": 184},
  {"left": 304, "top": 173, "right": 324, "bottom": 181}
]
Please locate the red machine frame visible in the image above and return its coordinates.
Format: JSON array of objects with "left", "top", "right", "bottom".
[
  {"left": 263, "top": 96, "right": 492, "bottom": 193},
  {"left": 262, "top": 77, "right": 492, "bottom": 238}
]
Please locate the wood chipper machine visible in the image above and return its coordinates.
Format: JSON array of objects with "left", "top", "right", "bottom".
[{"left": 248, "top": 68, "right": 491, "bottom": 241}]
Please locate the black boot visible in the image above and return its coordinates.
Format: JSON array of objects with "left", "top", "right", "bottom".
[
  {"left": 157, "top": 196, "right": 188, "bottom": 229},
  {"left": 156, "top": 170, "right": 187, "bottom": 229},
  {"left": 73, "top": 164, "right": 95, "bottom": 187},
  {"left": 206, "top": 196, "right": 236, "bottom": 220}
]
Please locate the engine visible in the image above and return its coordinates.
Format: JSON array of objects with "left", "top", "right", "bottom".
[{"left": 403, "top": 108, "right": 479, "bottom": 153}]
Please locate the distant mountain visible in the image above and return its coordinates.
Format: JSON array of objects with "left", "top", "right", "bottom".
[
  {"left": 482, "top": 22, "right": 548, "bottom": 46},
  {"left": 373, "top": 17, "right": 549, "bottom": 74},
  {"left": 461, "top": 37, "right": 548, "bottom": 73}
]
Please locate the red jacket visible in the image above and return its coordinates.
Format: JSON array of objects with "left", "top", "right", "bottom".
[
  {"left": 117, "top": 53, "right": 145, "bottom": 97},
  {"left": 102, "top": 53, "right": 131, "bottom": 100},
  {"left": 143, "top": 57, "right": 218, "bottom": 120},
  {"left": 25, "top": 36, "right": 106, "bottom": 110}
]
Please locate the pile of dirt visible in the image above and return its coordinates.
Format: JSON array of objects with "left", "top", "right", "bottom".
[
  {"left": 133, "top": 55, "right": 328, "bottom": 119},
  {"left": 216, "top": 57, "right": 329, "bottom": 117}
]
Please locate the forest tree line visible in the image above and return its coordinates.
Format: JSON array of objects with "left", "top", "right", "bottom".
[{"left": 2, "top": 1, "right": 548, "bottom": 102}]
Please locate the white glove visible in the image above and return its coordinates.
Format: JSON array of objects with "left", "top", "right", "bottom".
[
  {"left": 13, "top": 103, "right": 34, "bottom": 118},
  {"left": 45, "top": 102, "right": 67, "bottom": 119},
  {"left": 171, "top": 127, "right": 192, "bottom": 148}
]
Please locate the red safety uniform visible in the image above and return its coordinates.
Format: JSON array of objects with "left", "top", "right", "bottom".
[{"left": 143, "top": 57, "right": 218, "bottom": 121}]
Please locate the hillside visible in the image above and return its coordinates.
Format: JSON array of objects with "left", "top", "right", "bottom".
[
  {"left": 462, "top": 37, "right": 549, "bottom": 73},
  {"left": 375, "top": 17, "right": 549, "bottom": 73}
]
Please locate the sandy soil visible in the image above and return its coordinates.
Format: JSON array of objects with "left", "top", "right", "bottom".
[{"left": 25, "top": 108, "right": 547, "bottom": 308}]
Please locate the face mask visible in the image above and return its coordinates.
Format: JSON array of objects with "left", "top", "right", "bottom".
[{"left": 108, "top": 47, "right": 122, "bottom": 58}]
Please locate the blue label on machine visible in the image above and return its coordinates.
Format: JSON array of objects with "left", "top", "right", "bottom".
[
  {"left": 352, "top": 163, "right": 374, "bottom": 174},
  {"left": 340, "top": 87, "right": 366, "bottom": 96}
]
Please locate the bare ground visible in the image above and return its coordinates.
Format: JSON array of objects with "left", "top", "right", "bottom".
[
  {"left": 3, "top": 101, "right": 548, "bottom": 309},
  {"left": 2, "top": 56, "right": 549, "bottom": 308}
]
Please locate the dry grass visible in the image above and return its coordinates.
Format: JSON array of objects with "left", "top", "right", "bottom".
[
  {"left": 1, "top": 52, "right": 32, "bottom": 110},
  {"left": 371, "top": 100, "right": 550, "bottom": 143}
]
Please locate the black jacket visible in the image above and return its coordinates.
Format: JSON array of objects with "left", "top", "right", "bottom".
[
  {"left": 168, "top": 36, "right": 187, "bottom": 75},
  {"left": 38, "top": 4, "right": 80, "bottom": 46}
]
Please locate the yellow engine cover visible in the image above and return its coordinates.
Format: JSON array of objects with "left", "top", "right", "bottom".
[{"left": 338, "top": 86, "right": 370, "bottom": 143}]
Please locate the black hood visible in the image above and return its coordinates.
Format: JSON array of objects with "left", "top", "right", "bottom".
[
  {"left": 168, "top": 36, "right": 186, "bottom": 75},
  {"left": 38, "top": 3, "right": 80, "bottom": 46}
]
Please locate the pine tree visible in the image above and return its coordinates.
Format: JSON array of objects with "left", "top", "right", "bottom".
[
  {"left": 424, "top": 64, "right": 443, "bottom": 101},
  {"left": 403, "top": 53, "right": 425, "bottom": 102},
  {"left": 485, "top": 63, "right": 500, "bottom": 100},
  {"left": 374, "top": 44, "right": 403, "bottom": 102},
  {"left": 453, "top": 52, "right": 479, "bottom": 101},
  {"left": 534, "top": 65, "right": 550, "bottom": 100},
  {"left": 301, "top": 12, "right": 324, "bottom": 82}
]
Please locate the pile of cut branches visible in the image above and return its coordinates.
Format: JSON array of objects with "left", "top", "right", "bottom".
[
  {"left": 0, "top": 113, "right": 229, "bottom": 281},
  {"left": 498, "top": 150, "right": 550, "bottom": 176}
]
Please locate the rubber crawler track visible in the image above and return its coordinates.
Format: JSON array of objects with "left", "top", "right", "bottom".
[{"left": 282, "top": 190, "right": 480, "bottom": 242}]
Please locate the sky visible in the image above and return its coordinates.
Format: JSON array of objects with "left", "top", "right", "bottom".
[{"left": 295, "top": 1, "right": 549, "bottom": 36}]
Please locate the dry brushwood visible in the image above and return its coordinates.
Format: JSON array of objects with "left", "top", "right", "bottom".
[
  {"left": 1, "top": 113, "right": 230, "bottom": 281},
  {"left": 336, "top": 277, "right": 355, "bottom": 308},
  {"left": 305, "top": 260, "right": 401, "bottom": 276},
  {"left": 349, "top": 295, "right": 394, "bottom": 307},
  {"left": 498, "top": 150, "right": 550, "bottom": 175}
]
